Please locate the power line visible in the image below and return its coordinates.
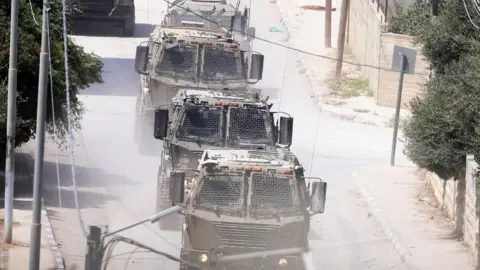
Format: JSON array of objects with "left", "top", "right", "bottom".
[
  {"left": 60, "top": 0, "right": 89, "bottom": 237},
  {"left": 26, "top": 0, "right": 87, "bottom": 238},
  {"left": 46, "top": 5, "right": 63, "bottom": 209},
  {"left": 463, "top": 0, "right": 480, "bottom": 29},
  {"left": 162, "top": 0, "right": 480, "bottom": 79}
]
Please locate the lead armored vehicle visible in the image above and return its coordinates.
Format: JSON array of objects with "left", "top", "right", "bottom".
[
  {"left": 164, "top": 0, "right": 255, "bottom": 52},
  {"left": 67, "top": 0, "right": 135, "bottom": 36},
  {"left": 164, "top": 149, "right": 327, "bottom": 270},
  {"left": 133, "top": 25, "right": 264, "bottom": 154},
  {"left": 151, "top": 87, "right": 295, "bottom": 230}
]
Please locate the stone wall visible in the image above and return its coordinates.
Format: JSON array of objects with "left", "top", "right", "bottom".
[
  {"left": 346, "top": 0, "right": 430, "bottom": 108},
  {"left": 425, "top": 155, "right": 479, "bottom": 263}
]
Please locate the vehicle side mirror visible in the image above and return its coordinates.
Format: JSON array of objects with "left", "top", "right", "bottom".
[
  {"left": 250, "top": 54, "right": 264, "bottom": 80},
  {"left": 134, "top": 45, "right": 149, "bottom": 74},
  {"left": 154, "top": 109, "right": 168, "bottom": 140},
  {"left": 170, "top": 171, "right": 185, "bottom": 205},
  {"left": 310, "top": 180, "right": 327, "bottom": 214},
  {"left": 247, "top": 27, "right": 255, "bottom": 40},
  {"left": 278, "top": 117, "right": 293, "bottom": 146}
]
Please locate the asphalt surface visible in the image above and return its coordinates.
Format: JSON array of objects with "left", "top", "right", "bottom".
[{"left": 39, "top": 0, "right": 412, "bottom": 269}]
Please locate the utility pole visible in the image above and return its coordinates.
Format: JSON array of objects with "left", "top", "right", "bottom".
[
  {"left": 29, "top": 1, "right": 50, "bottom": 269},
  {"left": 85, "top": 226, "right": 102, "bottom": 270},
  {"left": 325, "top": 0, "right": 332, "bottom": 48},
  {"left": 4, "top": 0, "right": 20, "bottom": 244},
  {"left": 335, "top": 0, "right": 350, "bottom": 79}
]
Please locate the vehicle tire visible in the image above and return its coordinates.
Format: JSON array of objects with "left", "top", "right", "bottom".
[
  {"left": 123, "top": 5, "right": 135, "bottom": 37},
  {"left": 156, "top": 166, "right": 180, "bottom": 231}
]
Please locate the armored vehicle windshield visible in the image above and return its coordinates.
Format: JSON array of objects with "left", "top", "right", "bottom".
[
  {"left": 176, "top": 105, "right": 224, "bottom": 145},
  {"left": 153, "top": 42, "right": 245, "bottom": 83},
  {"left": 192, "top": 171, "right": 300, "bottom": 215},
  {"left": 175, "top": 104, "right": 274, "bottom": 147},
  {"left": 155, "top": 45, "right": 198, "bottom": 79}
]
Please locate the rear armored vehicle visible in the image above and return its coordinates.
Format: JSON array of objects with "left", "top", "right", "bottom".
[
  {"left": 164, "top": 0, "right": 255, "bottom": 52},
  {"left": 164, "top": 149, "right": 328, "bottom": 270},
  {"left": 68, "top": 0, "right": 135, "bottom": 36}
]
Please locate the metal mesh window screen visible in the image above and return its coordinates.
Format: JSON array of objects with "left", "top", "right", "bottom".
[
  {"left": 155, "top": 45, "right": 197, "bottom": 78},
  {"left": 177, "top": 106, "right": 223, "bottom": 141},
  {"left": 228, "top": 108, "right": 274, "bottom": 145},
  {"left": 203, "top": 47, "right": 243, "bottom": 80},
  {"left": 251, "top": 173, "right": 299, "bottom": 209},
  {"left": 194, "top": 174, "right": 245, "bottom": 208}
]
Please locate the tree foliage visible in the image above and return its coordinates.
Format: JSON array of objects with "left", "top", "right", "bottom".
[
  {"left": 0, "top": 1, "right": 103, "bottom": 152},
  {"left": 396, "top": 0, "right": 480, "bottom": 179}
]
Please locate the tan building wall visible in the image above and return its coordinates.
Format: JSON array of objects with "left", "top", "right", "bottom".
[{"left": 346, "top": 0, "right": 430, "bottom": 108}]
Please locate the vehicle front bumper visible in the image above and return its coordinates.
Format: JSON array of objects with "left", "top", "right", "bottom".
[{"left": 180, "top": 248, "right": 305, "bottom": 270}]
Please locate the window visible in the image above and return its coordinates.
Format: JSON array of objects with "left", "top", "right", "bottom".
[
  {"left": 194, "top": 174, "right": 245, "bottom": 209},
  {"left": 228, "top": 108, "right": 274, "bottom": 145},
  {"left": 250, "top": 173, "right": 299, "bottom": 210},
  {"left": 203, "top": 47, "right": 242, "bottom": 80},
  {"left": 155, "top": 45, "right": 198, "bottom": 79},
  {"left": 176, "top": 106, "right": 223, "bottom": 142}
]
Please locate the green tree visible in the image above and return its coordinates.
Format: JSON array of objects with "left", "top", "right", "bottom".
[
  {"left": 0, "top": 1, "right": 103, "bottom": 161},
  {"left": 396, "top": 0, "right": 480, "bottom": 235},
  {"left": 390, "top": 0, "right": 480, "bottom": 74},
  {"left": 403, "top": 56, "right": 480, "bottom": 180}
]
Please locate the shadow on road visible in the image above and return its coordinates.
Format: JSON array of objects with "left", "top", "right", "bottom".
[
  {"left": 42, "top": 160, "right": 135, "bottom": 188},
  {"left": 82, "top": 58, "right": 139, "bottom": 97},
  {"left": 43, "top": 187, "right": 118, "bottom": 209},
  {"left": 0, "top": 149, "right": 136, "bottom": 210},
  {"left": 71, "top": 23, "right": 155, "bottom": 38}
]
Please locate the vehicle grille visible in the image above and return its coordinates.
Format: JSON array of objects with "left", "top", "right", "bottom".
[{"left": 212, "top": 222, "right": 277, "bottom": 250}]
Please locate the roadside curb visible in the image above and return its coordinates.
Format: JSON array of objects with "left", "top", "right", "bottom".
[
  {"left": 274, "top": 0, "right": 390, "bottom": 128},
  {"left": 322, "top": 107, "right": 390, "bottom": 127},
  {"left": 18, "top": 147, "right": 66, "bottom": 269},
  {"left": 41, "top": 201, "right": 65, "bottom": 269},
  {"left": 351, "top": 169, "right": 419, "bottom": 270}
]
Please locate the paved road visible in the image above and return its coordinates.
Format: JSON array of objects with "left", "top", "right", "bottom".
[{"left": 39, "top": 0, "right": 412, "bottom": 269}]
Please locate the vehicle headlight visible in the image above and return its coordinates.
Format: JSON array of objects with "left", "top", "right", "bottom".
[
  {"left": 199, "top": 253, "right": 208, "bottom": 263},
  {"left": 278, "top": 257, "right": 288, "bottom": 266}
]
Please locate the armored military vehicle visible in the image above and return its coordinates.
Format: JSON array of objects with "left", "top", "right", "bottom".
[
  {"left": 151, "top": 87, "right": 295, "bottom": 230},
  {"left": 67, "top": 0, "right": 136, "bottom": 36},
  {"left": 163, "top": 149, "right": 327, "bottom": 270},
  {"left": 133, "top": 25, "right": 264, "bottom": 154},
  {"left": 164, "top": 0, "right": 255, "bottom": 52}
]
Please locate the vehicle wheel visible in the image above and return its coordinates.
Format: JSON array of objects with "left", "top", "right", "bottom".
[
  {"left": 156, "top": 166, "right": 180, "bottom": 231},
  {"left": 123, "top": 5, "right": 135, "bottom": 36}
]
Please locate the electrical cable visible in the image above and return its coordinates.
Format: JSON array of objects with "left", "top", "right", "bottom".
[
  {"left": 60, "top": 0, "right": 89, "bottom": 237},
  {"left": 122, "top": 247, "right": 141, "bottom": 270},
  {"left": 28, "top": 0, "right": 40, "bottom": 26},
  {"left": 463, "top": 0, "right": 480, "bottom": 29},
  {"left": 45, "top": 5, "right": 63, "bottom": 209},
  {"left": 161, "top": 0, "right": 480, "bottom": 79},
  {"left": 470, "top": 0, "right": 480, "bottom": 16}
]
